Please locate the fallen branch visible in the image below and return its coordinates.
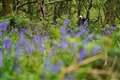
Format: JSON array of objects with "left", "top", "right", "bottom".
[{"left": 59, "top": 53, "right": 105, "bottom": 80}]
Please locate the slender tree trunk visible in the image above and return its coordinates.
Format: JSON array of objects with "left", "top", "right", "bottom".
[
  {"left": 86, "top": 0, "right": 92, "bottom": 22},
  {"left": 53, "top": 3, "right": 58, "bottom": 24},
  {"left": 2, "top": 0, "right": 13, "bottom": 16},
  {"left": 104, "top": 0, "right": 116, "bottom": 25},
  {"left": 13, "top": 0, "right": 19, "bottom": 13},
  {"left": 28, "top": 0, "right": 33, "bottom": 17},
  {"left": 37, "top": 0, "right": 45, "bottom": 18}
]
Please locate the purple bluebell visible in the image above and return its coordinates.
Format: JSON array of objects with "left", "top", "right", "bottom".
[
  {"left": 24, "top": 42, "right": 34, "bottom": 54},
  {"left": 92, "top": 45, "right": 101, "bottom": 55},
  {"left": 0, "top": 21, "right": 9, "bottom": 31},
  {"left": 33, "top": 34, "right": 42, "bottom": 43},
  {"left": 76, "top": 29, "right": 87, "bottom": 37},
  {"left": 11, "top": 28, "right": 18, "bottom": 32},
  {"left": 44, "top": 57, "right": 63, "bottom": 73},
  {"left": 3, "top": 38, "right": 11, "bottom": 49},
  {"left": 0, "top": 31, "right": 2, "bottom": 36},
  {"left": 38, "top": 43, "right": 45, "bottom": 53},
  {"left": 60, "top": 27, "right": 70, "bottom": 39},
  {"left": 83, "top": 19, "right": 88, "bottom": 27},
  {"left": 32, "top": 34, "right": 46, "bottom": 53},
  {"left": 111, "top": 24, "right": 116, "bottom": 30},
  {"left": 79, "top": 48, "right": 87, "bottom": 62},
  {"left": 15, "top": 43, "right": 22, "bottom": 57},
  {"left": 103, "top": 27, "right": 112, "bottom": 35},
  {"left": 103, "top": 24, "right": 116, "bottom": 35},
  {"left": 63, "top": 19, "right": 70, "bottom": 26},
  {"left": 51, "top": 63, "right": 61, "bottom": 73},
  {"left": 83, "top": 34, "right": 94, "bottom": 45},
  {"left": 17, "top": 33, "right": 34, "bottom": 54},
  {"left": 51, "top": 61, "right": 63, "bottom": 73},
  {"left": 60, "top": 27, "right": 66, "bottom": 35},
  {"left": 60, "top": 41, "right": 68, "bottom": 48},
  {"left": 0, "top": 48, "right": 3, "bottom": 67},
  {"left": 19, "top": 28, "right": 27, "bottom": 34}
]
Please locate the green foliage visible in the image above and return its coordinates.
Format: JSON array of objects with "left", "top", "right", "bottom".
[{"left": 50, "top": 27, "right": 61, "bottom": 40}]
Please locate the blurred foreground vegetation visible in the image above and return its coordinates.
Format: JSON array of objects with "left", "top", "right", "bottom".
[{"left": 0, "top": 0, "right": 120, "bottom": 80}]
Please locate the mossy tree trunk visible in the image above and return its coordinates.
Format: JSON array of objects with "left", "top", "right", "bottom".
[
  {"left": 2, "top": 0, "right": 13, "bottom": 16},
  {"left": 104, "top": 0, "right": 116, "bottom": 25}
]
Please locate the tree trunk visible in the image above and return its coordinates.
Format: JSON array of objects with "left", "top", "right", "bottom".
[
  {"left": 28, "top": 0, "right": 33, "bottom": 16},
  {"left": 37, "top": 0, "right": 45, "bottom": 18},
  {"left": 104, "top": 0, "right": 116, "bottom": 25},
  {"left": 2, "top": 0, "right": 13, "bottom": 16}
]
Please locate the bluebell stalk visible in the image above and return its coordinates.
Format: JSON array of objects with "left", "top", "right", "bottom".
[
  {"left": 3, "top": 37, "right": 11, "bottom": 49},
  {"left": 17, "top": 31, "right": 34, "bottom": 54},
  {"left": 83, "top": 34, "right": 94, "bottom": 46},
  {"left": 92, "top": 45, "right": 102, "bottom": 55},
  {"left": 76, "top": 28, "right": 87, "bottom": 37},
  {"left": 32, "top": 34, "right": 46, "bottom": 53},
  {"left": 0, "top": 31, "right": 2, "bottom": 36},
  {"left": 79, "top": 48, "right": 87, "bottom": 63},
  {"left": 0, "top": 48, "right": 3, "bottom": 67}
]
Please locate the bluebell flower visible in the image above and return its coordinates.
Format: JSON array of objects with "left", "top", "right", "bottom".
[
  {"left": 24, "top": 42, "right": 34, "bottom": 54},
  {"left": 33, "top": 34, "right": 42, "bottom": 43},
  {"left": 60, "top": 27, "right": 70, "bottom": 39},
  {"left": 111, "top": 24, "right": 116, "bottom": 30},
  {"left": 83, "top": 34, "right": 94, "bottom": 45},
  {"left": 51, "top": 63, "right": 61, "bottom": 73},
  {"left": 0, "top": 31, "right": 2, "bottom": 36},
  {"left": 3, "top": 38, "right": 11, "bottom": 49},
  {"left": 20, "top": 28, "right": 26, "bottom": 33},
  {"left": 92, "top": 45, "right": 101, "bottom": 55},
  {"left": 103, "top": 24, "right": 116, "bottom": 35},
  {"left": 60, "top": 27, "right": 66, "bottom": 35},
  {"left": 44, "top": 57, "right": 63, "bottom": 73},
  {"left": 0, "top": 48, "right": 3, "bottom": 67},
  {"left": 32, "top": 34, "right": 46, "bottom": 53},
  {"left": 63, "top": 19, "right": 70, "bottom": 26},
  {"left": 38, "top": 43, "right": 45, "bottom": 53},
  {"left": 83, "top": 19, "right": 88, "bottom": 27},
  {"left": 17, "top": 34, "right": 34, "bottom": 54},
  {"left": 79, "top": 48, "right": 87, "bottom": 62},
  {"left": 15, "top": 43, "right": 22, "bottom": 57},
  {"left": 60, "top": 41, "right": 68, "bottom": 48},
  {"left": 51, "top": 60, "right": 63, "bottom": 73},
  {"left": 0, "top": 21, "right": 9, "bottom": 31},
  {"left": 76, "top": 29, "right": 87, "bottom": 37}
]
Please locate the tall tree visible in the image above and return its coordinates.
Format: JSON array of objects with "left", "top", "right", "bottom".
[
  {"left": 2, "top": 0, "right": 13, "bottom": 16},
  {"left": 104, "top": 0, "right": 116, "bottom": 25},
  {"left": 37, "top": 0, "right": 45, "bottom": 18},
  {"left": 27, "top": 0, "right": 33, "bottom": 16}
]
